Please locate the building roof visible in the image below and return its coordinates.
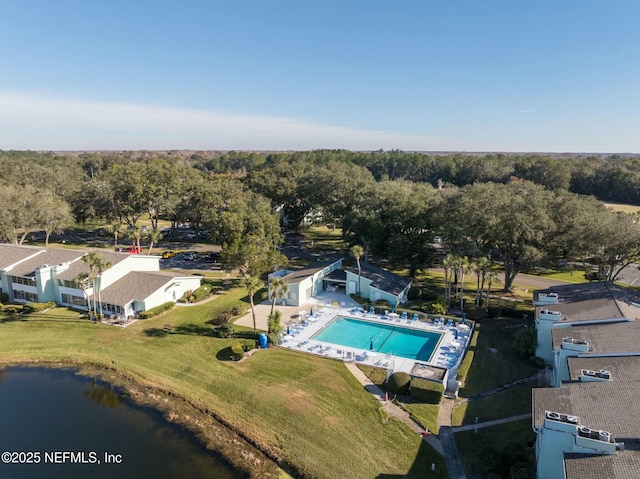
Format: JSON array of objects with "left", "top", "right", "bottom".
[
  {"left": 535, "top": 282, "right": 640, "bottom": 323},
  {"left": 55, "top": 251, "right": 130, "bottom": 281},
  {"left": 564, "top": 449, "right": 640, "bottom": 479},
  {"left": 324, "top": 269, "right": 346, "bottom": 282},
  {"left": 533, "top": 379, "right": 640, "bottom": 438},
  {"left": 344, "top": 262, "right": 412, "bottom": 296},
  {"left": 551, "top": 321, "right": 640, "bottom": 354},
  {"left": 8, "top": 249, "right": 85, "bottom": 277},
  {"left": 99, "top": 271, "right": 199, "bottom": 306},
  {"left": 0, "top": 243, "right": 44, "bottom": 270},
  {"left": 280, "top": 259, "right": 342, "bottom": 284},
  {"left": 567, "top": 356, "right": 640, "bottom": 382}
]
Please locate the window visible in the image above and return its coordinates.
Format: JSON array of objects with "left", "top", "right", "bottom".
[
  {"left": 14, "top": 290, "right": 38, "bottom": 302},
  {"left": 11, "top": 276, "right": 36, "bottom": 287},
  {"left": 101, "top": 303, "right": 122, "bottom": 314},
  {"left": 61, "top": 294, "right": 87, "bottom": 307},
  {"left": 57, "top": 279, "right": 78, "bottom": 289}
]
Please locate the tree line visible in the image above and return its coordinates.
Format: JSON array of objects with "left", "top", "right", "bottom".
[{"left": 1, "top": 149, "right": 640, "bottom": 292}]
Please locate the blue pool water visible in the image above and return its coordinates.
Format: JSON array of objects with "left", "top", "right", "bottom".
[{"left": 312, "top": 317, "right": 442, "bottom": 362}]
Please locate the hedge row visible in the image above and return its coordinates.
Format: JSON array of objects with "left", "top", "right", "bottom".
[
  {"left": 409, "top": 378, "right": 444, "bottom": 404},
  {"left": 139, "top": 301, "right": 175, "bottom": 319},
  {"left": 24, "top": 301, "right": 56, "bottom": 313}
]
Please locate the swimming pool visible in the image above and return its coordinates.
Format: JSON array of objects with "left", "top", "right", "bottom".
[{"left": 312, "top": 317, "right": 442, "bottom": 362}]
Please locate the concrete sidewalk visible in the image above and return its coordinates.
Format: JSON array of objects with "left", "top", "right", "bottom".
[
  {"left": 452, "top": 413, "right": 532, "bottom": 432},
  {"left": 344, "top": 363, "right": 444, "bottom": 455}
]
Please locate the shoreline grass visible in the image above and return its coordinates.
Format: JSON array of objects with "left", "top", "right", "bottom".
[{"left": 0, "top": 294, "right": 444, "bottom": 479}]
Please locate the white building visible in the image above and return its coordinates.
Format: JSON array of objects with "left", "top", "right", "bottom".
[{"left": 0, "top": 244, "right": 201, "bottom": 317}]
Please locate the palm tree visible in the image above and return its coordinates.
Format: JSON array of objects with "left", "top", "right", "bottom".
[
  {"left": 125, "top": 225, "right": 142, "bottom": 253},
  {"left": 472, "top": 257, "right": 490, "bottom": 307},
  {"left": 268, "top": 276, "right": 289, "bottom": 316},
  {"left": 350, "top": 245, "right": 364, "bottom": 297},
  {"left": 82, "top": 251, "right": 109, "bottom": 318},
  {"left": 82, "top": 252, "right": 100, "bottom": 317},
  {"left": 146, "top": 229, "right": 162, "bottom": 254},
  {"left": 108, "top": 221, "right": 122, "bottom": 249},
  {"left": 95, "top": 256, "right": 112, "bottom": 318},
  {"left": 442, "top": 253, "right": 455, "bottom": 309},
  {"left": 485, "top": 270, "right": 498, "bottom": 312},
  {"left": 453, "top": 255, "right": 469, "bottom": 309},
  {"left": 73, "top": 272, "right": 93, "bottom": 317},
  {"left": 242, "top": 276, "right": 264, "bottom": 338}
]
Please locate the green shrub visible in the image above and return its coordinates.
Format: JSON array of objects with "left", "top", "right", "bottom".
[
  {"left": 215, "top": 324, "right": 234, "bottom": 338},
  {"left": 231, "top": 304, "right": 246, "bottom": 316},
  {"left": 407, "top": 286, "right": 422, "bottom": 301},
  {"left": 422, "top": 299, "right": 448, "bottom": 315},
  {"left": 388, "top": 372, "right": 411, "bottom": 395},
  {"left": 240, "top": 339, "right": 257, "bottom": 352},
  {"left": 4, "top": 305, "right": 22, "bottom": 315},
  {"left": 191, "top": 284, "right": 212, "bottom": 302},
  {"left": 267, "top": 333, "right": 279, "bottom": 345},
  {"left": 24, "top": 301, "right": 56, "bottom": 313},
  {"left": 211, "top": 308, "right": 233, "bottom": 326},
  {"left": 513, "top": 327, "right": 536, "bottom": 359},
  {"left": 268, "top": 310, "right": 282, "bottom": 334},
  {"left": 372, "top": 299, "right": 390, "bottom": 306},
  {"left": 230, "top": 341, "right": 245, "bottom": 360},
  {"left": 409, "top": 378, "right": 444, "bottom": 404},
  {"left": 139, "top": 301, "right": 174, "bottom": 319}
]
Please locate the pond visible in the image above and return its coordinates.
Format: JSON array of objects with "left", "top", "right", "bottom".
[{"left": 0, "top": 366, "right": 241, "bottom": 478}]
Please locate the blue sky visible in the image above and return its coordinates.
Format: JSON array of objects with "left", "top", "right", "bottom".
[{"left": 0, "top": 1, "right": 638, "bottom": 152}]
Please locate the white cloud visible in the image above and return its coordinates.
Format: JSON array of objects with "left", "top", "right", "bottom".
[{"left": 0, "top": 90, "right": 451, "bottom": 151}]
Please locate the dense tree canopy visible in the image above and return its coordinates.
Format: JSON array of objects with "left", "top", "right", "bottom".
[{"left": 3, "top": 149, "right": 640, "bottom": 289}]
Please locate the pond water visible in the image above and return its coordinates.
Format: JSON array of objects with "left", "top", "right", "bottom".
[{"left": 0, "top": 367, "right": 241, "bottom": 479}]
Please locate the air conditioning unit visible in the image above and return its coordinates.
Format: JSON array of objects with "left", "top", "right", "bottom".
[
  {"left": 599, "top": 431, "right": 611, "bottom": 442},
  {"left": 546, "top": 411, "right": 561, "bottom": 421},
  {"left": 579, "top": 426, "right": 591, "bottom": 435},
  {"left": 566, "top": 415, "right": 579, "bottom": 424}
]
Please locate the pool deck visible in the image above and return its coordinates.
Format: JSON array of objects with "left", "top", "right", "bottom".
[{"left": 278, "top": 303, "right": 472, "bottom": 378}]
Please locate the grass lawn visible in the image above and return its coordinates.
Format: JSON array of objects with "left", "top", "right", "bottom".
[
  {"left": 452, "top": 383, "right": 534, "bottom": 426},
  {"left": 0, "top": 291, "right": 443, "bottom": 479},
  {"left": 303, "top": 225, "right": 348, "bottom": 252},
  {"left": 457, "top": 317, "right": 537, "bottom": 398},
  {"left": 455, "top": 419, "right": 535, "bottom": 478},
  {"left": 357, "top": 365, "right": 441, "bottom": 435},
  {"left": 603, "top": 201, "right": 640, "bottom": 214}
]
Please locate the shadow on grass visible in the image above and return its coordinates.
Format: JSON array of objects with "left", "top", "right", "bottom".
[
  {"left": 233, "top": 330, "right": 260, "bottom": 340},
  {"left": 143, "top": 327, "right": 170, "bottom": 338},
  {"left": 216, "top": 346, "right": 237, "bottom": 361},
  {"left": 0, "top": 316, "right": 27, "bottom": 324},
  {"left": 144, "top": 323, "right": 218, "bottom": 338},
  {"left": 377, "top": 438, "right": 448, "bottom": 479}
]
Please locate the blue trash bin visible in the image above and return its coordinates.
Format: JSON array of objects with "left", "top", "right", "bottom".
[{"left": 259, "top": 333, "right": 268, "bottom": 349}]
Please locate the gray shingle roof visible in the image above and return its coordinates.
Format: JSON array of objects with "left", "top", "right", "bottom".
[
  {"left": 567, "top": 356, "right": 640, "bottom": 382},
  {"left": 344, "top": 262, "right": 412, "bottom": 296},
  {"left": 55, "top": 250, "right": 130, "bottom": 281},
  {"left": 99, "top": 271, "right": 198, "bottom": 305},
  {"left": 564, "top": 450, "right": 640, "bottom": 479},
  {"left": 280, "top": 259, "right": 342, "bottom": 284},
  {"left": 8, "top": 249, "right": 85, "bottom": 277},
  {"left": 535, "top": 282, "right": 640, "bottom": 323},
  {"left": 551, "top": 321, "right": 640, "bottom": 353},
  {"left": 0, "top": 243, "right": 44, "bottom": 270},
  {"left": 533, "top": 380, "right": 640, "bottom": 438}
]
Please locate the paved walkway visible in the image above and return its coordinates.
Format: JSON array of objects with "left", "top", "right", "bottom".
[
  {"left": 452, "top": 414, "right": 532, "bottom": 432},
  {"left": 344, "top": 363, "right": 444, "bottom": 455}
]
